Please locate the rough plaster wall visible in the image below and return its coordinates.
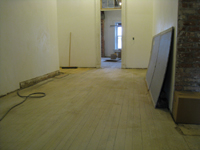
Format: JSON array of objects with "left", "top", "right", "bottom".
[
  {"left": 152, "top": 0, "right": 178, "bottom": 111},
  {"left": 104, "top": 10, "right": 121, "bottom": 57},
  {"left": 0, "top": 0, "right": 59, "bottom": 96},
  {"left": 122, "top": 0, "right": 153, "bottom": 68},
  {"left": 57, "top": 0, "right": 97, "bottom": 67}
]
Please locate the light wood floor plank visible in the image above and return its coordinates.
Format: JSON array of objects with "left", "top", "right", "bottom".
[{"left": 0, "top": 68, "right": 199, "bottom": 150}]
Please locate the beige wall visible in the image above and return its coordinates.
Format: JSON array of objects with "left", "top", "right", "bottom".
[
  {"left": 57, "top": 0, "right": 98, "bottom": 68},
  {"left": 153, "top": 0, "right": 178, "bottom": 35},
  {"left": 0, "top": 0, "right": 59, "bottom": 96},
  {"left": 57, "top": 0, "right": 154, "bottom": 68},
  {"left": 152, "top": 0, "right": 178, "bottom": 111},
  {"left": 122, "top": 0, "right": 153, "bottom": 68},
  {"left": 104, "top": 10, "right": 121, "bottom": 57},
  {"left": 0, "top": 0, "right": 179, "bottom": 102}
]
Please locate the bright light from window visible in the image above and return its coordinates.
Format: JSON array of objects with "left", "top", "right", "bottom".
[
  {"left": 115, "top": 23, "right": 122, "bottom": 49},
  {"left": 119, "top": 2, "right": 122, "bottom": 6},
  {"left": 117, "top": 27, "right": 122, "bottom": 49}
]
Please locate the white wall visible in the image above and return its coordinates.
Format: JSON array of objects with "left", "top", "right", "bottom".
[
  {"left": 104, "top": 10, "right": 121, "bottom": 57},
  {"left": 122, "top": 0, "right": 153, "bottom": 68},
  {"left": 153, "top": 0, "right": 178, "bottom": 36},
  {"left": 57, "top": 0, "right": 99, "bottom": 67},
  {"left": 153, "top": 0, "right": 178, "bottom": 111},
  {"left": 0, "top": 0, "right": 59, "bottom": 96},
  {"left": 57, "top": 0, "right": 153, "bottom": 68}
]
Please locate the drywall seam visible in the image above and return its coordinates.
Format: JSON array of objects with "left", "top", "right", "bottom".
[
  {"left": 121, "top": 0, "right": 127, "bottom": 69},
  {"left": 96, "top": 0, "right": 101, "bottom": 68}
]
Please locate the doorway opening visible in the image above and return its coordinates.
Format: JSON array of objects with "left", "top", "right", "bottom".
[{"left": 101, "top": 10, "right": 122, "bottom": 68}]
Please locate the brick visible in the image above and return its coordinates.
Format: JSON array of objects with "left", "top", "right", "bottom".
[
  {"left": 176, "top": 72, "right": 191, "bottom": 77},
  {"left": 177, "top": 37, "right": 188, "bottom": 43},
  {"left": 175, "top": 85, "right": 184, "bottom": 91},
  {"left": 176, "top": 68, "right": 185, "bottom": 72},
  {"left": 179, "top": 2, "right": 196, "bottom": 9},
  {"left": 185, "top": 78, "right": 200, "bottom": 82},
  {"left": 186, "top": 32, "right": 196, "bottom": 37},
  {"left": 183, "top": 86, "right": 200, "bottom": 92},
  {"left": 178, "top": 26, "right": 187, "bottom": 32},
  {"left": 177, "top": 43, "right": 194, "bottom": 47},
  {"left": 189, "top": 73, "right": 200, "bottom": 79},
  {"left": 188, "top": 37, "right": 200, "bottom": 42},
  {"left": 178, "top": 14, "right": 187, "bottom": 20},
  {"left": 181, "top": 0, "right": 197, "bottom": 2},
  {"left": 186, "top": 48, "right": 200, "bottom": 52},
  {"left": 193, "top": 58, "right": 200, "bottom": 63},
  {"left": 178, "top": 31, "right": 186, "bottom": 36},
  {"left": 185, "top": 68, "right": 200, "bottom": 74},
  {"left": 176, "top": 63, "right": 193, "bottom": 68},
  {"left": 193, "top": 64, "right": 200, "bottom": 68},
  {"left": 179, "top": 37, "right": 200, "bottom": 44},
  {"left": 176, "top": 82, "right": 189, "bottom": 86},
  {"left": 188, "top": 27, "right": 200, "bottom": 31},
  {"left": 181, "top": 9, "right": 196, "bottom": 14},
  {"left": 178, "top": 58, "right": 194, "bottom": 63},
  {"left": 188, "top": 15, "right": 200, "bottom": 20},
  {"left": 183, "top": 21, "right": 196, "bottom": 26},
  {"left": 177, "top": 48, "right": 186, "bottom": 52},
  {"left": 189, "top": 3, "right": 196, "bottom": 8},
  {"left": 196, "top": 51, "right": 200, "bottom": 56},
  {"left": 183, "top": 82, "right": 197, "bottom": 86},
  {"left": 177, "top": 52, "right": 193, "bottom": 59},
  {"left": 191, "top": 2, "right": 200, "bottom": 8},
  {"left": 181, "top": 3, "right": 188, "bottom": 8}
]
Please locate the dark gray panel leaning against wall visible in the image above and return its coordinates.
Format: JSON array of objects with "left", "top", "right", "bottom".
[
  {"left": 146, "top": 35, "right": 161, "bottom": 89},
  {"left": 146, "top": 27, "right": 174, "bottom": 107}
]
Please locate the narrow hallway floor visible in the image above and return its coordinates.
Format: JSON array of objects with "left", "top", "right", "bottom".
[
  {"left": 0, "top": 68, "right": 200, "bottom": 150},
  {"left": 101, "top": 57, "right": 121, "bottom": 68}
]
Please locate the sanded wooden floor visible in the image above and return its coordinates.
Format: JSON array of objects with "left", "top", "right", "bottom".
[{"left": 0, "top": 68, "right": 200, "bottom": 150}]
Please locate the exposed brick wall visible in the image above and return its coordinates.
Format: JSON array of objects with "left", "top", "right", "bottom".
[{"left": 176, "top": 0, "right": 200, "bottom": 92}]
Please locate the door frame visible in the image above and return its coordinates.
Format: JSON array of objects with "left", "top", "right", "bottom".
[{"left": 96, "top": 0, "right": 127, "bottom": 68}]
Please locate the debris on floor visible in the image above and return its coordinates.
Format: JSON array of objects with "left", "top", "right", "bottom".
[{"left": 176, "top": 124, "right": 200, "bottom": 136}]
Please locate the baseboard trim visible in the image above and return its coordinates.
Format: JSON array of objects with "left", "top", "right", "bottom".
[{"left": 20, "top": 70, "right": 60, "bottom": 89}]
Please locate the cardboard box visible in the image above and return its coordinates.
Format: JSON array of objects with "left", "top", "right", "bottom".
[
  {"left": 111, "top": 54, "right": 117, "bottom": 59},
  {"left": 173, "top": 91, "right": 200, "bottom": 124}
]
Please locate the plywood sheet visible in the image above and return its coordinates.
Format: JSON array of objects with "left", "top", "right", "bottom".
[
  {"left": 147, "top": 27, "right": 173, "bottom": 107},
  {"left": 146, "top": 35, "right": 161, "bottom": 89}
]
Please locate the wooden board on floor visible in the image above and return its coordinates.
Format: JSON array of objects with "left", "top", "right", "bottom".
[{"left": 146, "top": 27, "right": 174, "bottom": 107}]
